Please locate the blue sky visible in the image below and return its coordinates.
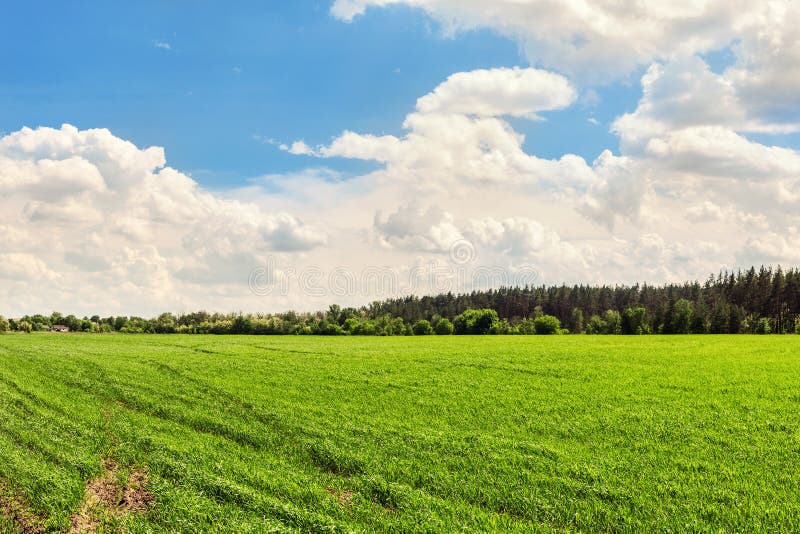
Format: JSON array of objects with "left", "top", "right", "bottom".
[{"left": 1, "top": 1, "right": 637, "bottom": 187}]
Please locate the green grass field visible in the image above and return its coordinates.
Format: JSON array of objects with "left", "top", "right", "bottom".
[{"left": 0, "top": 334, "right": 798, "bottom": 532}]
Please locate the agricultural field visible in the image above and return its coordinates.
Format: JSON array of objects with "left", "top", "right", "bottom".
[{"left": 0, "top": 334, "right": 799, "bottom": 532}]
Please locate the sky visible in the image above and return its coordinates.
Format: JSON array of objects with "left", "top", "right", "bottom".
[{"left": 1, "top": 0, "right": 799, "bottom": 316}]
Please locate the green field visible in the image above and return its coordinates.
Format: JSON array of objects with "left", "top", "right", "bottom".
[{"left": 0, "top": 334, "right": 798, "bottom": 532}]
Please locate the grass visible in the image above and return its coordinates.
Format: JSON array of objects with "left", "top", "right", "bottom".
[{"left": 0, "top": 334, "right": 798, "bottom": 532}]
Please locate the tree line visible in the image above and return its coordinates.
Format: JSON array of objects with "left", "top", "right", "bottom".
[{"left": 2, "top": 266, "right": 800, "bottom": 335}]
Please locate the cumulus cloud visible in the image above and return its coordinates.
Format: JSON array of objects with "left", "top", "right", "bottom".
[
  {"left": 0, "top": 124, "right": 326, "bottom": 314},
  {"left": 738, "top": 230, "right": 800, "bottom": 265},
  {"left": 608, "top": 53, "right": 800, "bottom": 227},
  {"left": 415, "top": 67, "right": 576, "bottom": 118},
  {"left": 330, "top": 0, "right": 800, "bottom": 134},
  {"left": 578, "top": 151, "right": 645, "bottom": 229},
  {"left": 287, "top": 45, "right": 800, "bottom": 289},
  {"left": 374, "top": 203, "right": 462, "bottom": 252},
  {"left": 373, "top": 204, "right": 591, "bottom": 278},
  {"left": 283, "top": 140, "right": 315, "bottom": 156},
  {"left": 331, "top": 0, "right": 764, "bottom": 82},
  {"left": 7, "top": 4, "right": 800, "bottom": 314},
  {"left": 464, "top": 216, "right": 587, "bottom": 267},
  {"left": 303, "top": 68, "right": 598, "bottom": 191},
  {"left": 0, "top": 253, "right": 60, "bottom": 281},
  {"left": 725, "top": 2, "right": 800, "bottom": 127}
]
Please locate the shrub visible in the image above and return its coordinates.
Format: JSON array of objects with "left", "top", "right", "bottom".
[
  {"left": 490, "top": 319, "right": 512, "bottom": 335},
  {"left": 603, "top": 310, "right": 622, "bottom": 335},
  {"left": 533, "top": 315, "right": 561, "bottom": 335},
  {"left": 671, "top": 299, "right": 694, "bottom": 334},
  {"left": 210, "top": 320, "right": 233, "bottom": 335},
  {"left": 570, "top": 308, "right": 584, "bottom": 334},
  {"left": 796, "top": 317, "right": 800, "bottom": 335},
  {"left": 353, "top": 320, "right": 377, "bottom": 336},
  {"left": 17, "top": 321, "right": 32, "bottom": 333},
  {"left": 453, "top": 309, "right": 499, "bottom": 335},
  {"left": 317, "top": 322, "right": 346, "bottom": 336},
  {"left": 585, "top": 315, "right": 604, "bottom": 335},
  {"left": 622, "top": 307, "right": 650, "bottom": 335},
  {"left": 756, "top": 317, "right": 772, "bottom": 335},
  {"left": 343, "top": 318, "right": 361, "bottom": 333},
  {"left": 434, "top": 318, "right": 454, "bottom": 335},
  {"left": 391, "top": 317, "right": 407, "bottom": 336},
  {"left": 231, "top": 315, "right": 252, "bottom": 334},
  {"left": 516, "top": 318, "right": 536, "bottom": 335},
  {"left": 412, "top": 320, "right": 433, "bottom": 336},
  {"left": 0, "top": 316, "right": 8, "bottom": 333}
]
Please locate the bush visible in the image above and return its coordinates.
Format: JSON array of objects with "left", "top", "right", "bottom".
[
  {"left": 516, "top": 318, "right": 536, "bottom": 335},
  {"left": 316, "top": 322, "right": 346, "bottom": 336},
  {"left": 585, "top": 315, "right": 604, "bottom": 335},
  {"left": 391, "top": 317, "right": 407, "bottom": 336},
  {"left": 412, "top": 320, "right": 433, "bottom": 336},
  {"left": 603, "top": 310, "right": 622, "bottom": 335},
  {"left": 0, "top": 316, "right": 8, "bottom": 333},
  {"left": 343, "top": 317, "right": 361, "bottom": 333},
  {"left": 622, "top": 307, "right": 650, "bottom": 335},
  {"left": 533, "top": 315, "right": 561, "bottom": 335},
  {"left": 796, "top": 317, "right": 800, "bottom": 335},
  {"left": 490, "top": 319, "right": 512, "bottom": 335},
  {"left": 17, "top": 321, "right": 32, "bottom": 333},
  {"left": 671, "top": 299, "right": 694, "bottom": 334},
  {"left": 434, "top": 318, "right": 454, "bottom": 335},
  {"left": 210, "top": 320, "right": 233, "bottom": 335},
  {"left": 453, "top": 309, "right": 499, "bottom": 335},
  {"left": 231, "top": 315, "right": 252, "bottom": 334},
  {"left": 756, "top": 317, "right": 772, "bottom": 335},
  {"left": 570, "top": 308, "right": 584, "bottom": 334},
  {"left": 353, "top": 320, "right": 377, "bottom": 336}
]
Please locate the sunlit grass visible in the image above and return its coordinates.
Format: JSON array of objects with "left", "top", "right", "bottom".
[{"left": 0, "top": 334, "right": 798, "bottom": 532}]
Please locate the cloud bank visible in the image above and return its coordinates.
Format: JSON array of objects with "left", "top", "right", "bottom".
[{"left": 3, "top": 2, "right": 800, "bottom": 315}]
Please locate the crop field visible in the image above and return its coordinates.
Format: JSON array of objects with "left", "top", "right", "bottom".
[{"left": 0, "top": 335, "right": 799, "bottom": 532}]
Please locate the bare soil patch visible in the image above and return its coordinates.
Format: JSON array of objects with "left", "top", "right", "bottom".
[
  {"left": 326, "top": 487, "right": 354, "bottom": 507},
  {"left": 69, "top": 459, "right": 154, "bottom": 533},
  {"left": 0, "top": 482, "right": 46, "bottom": 534}
]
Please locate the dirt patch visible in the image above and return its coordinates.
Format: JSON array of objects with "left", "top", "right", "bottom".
[
  {"left": 0, "top": 482, "right": 46, "bottom": 534},
  {"left": 326, "top": 487, "right": 354, "bottom": 507},
  {"left": 69, "top": 459, "right": 154, "bottom": 533}
]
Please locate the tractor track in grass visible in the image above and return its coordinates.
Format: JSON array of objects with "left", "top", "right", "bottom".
[{"left": 0, "top": 374, "right": 74, "bottom": 421}]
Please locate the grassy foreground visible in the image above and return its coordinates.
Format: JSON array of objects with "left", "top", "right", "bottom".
[{"left": 0, "top": 335, "right": 798, "bottom": 532}]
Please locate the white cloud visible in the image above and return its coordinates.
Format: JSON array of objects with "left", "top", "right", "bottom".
[
  {"left": 465, "top": 216, "right": 587, "bottom": 267},
  {"left": 725, "top": 2, "right": 800, "bottom": 127},
  {"left": 284, "top": 140, "right": 316, "bottom": 156},
  {"left": 331, "top": 0, "right": 766, "bottom": 82},
  {"left": 374, "top": 203, "right": 463, "bottom": 252},
  {"left": 308, "top": 76, "right": 598, "bottom": 189},
  {"left": 578, "top": 151, "right": 645, "bottom": 229},
  {"left": 373, "top": 204, "right": 592, "bottom": 280},
  {"left": 738, "top": 231, "right": 800, "bottom": 265},
  {"left": 685, "top": 201, "right": 726, "bottom": 223},
  {"left": 153, "top": 40, "right": 171, "bottom": 50},
  {"left": 0, "top": 124, "right": 326, "bottom": 315},
  {"left": 415, "top": 67, "right": 576, "bottom": 118},
  {"left": 0, "top": 253, "right": 59, "bottom": 281},
  {"left": 6, "top": 3, "right": 800, "bottom": 314},
  {"left": 283, "top": 54, "right": 800, "bottom": 293}
]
